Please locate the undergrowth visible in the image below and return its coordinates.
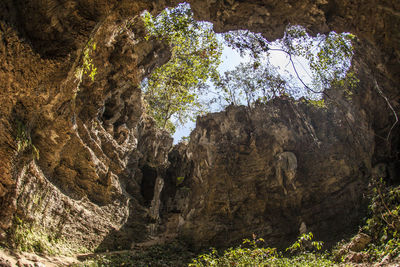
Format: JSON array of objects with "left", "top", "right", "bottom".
[
  {"left": 76, "top": 234, "right": 337, "bottom": 267},
  {"left": 362, "top": 178, "right": 400, "bottom": 261},
  {"left": 190, "top": 234, "right": 336, "bottom": 267}
]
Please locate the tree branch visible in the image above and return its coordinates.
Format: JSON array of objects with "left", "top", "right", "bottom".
[
  {"left": 268, "top": 48, "right": 323, "bottom": 95},
  {"left": 374, "top": 79, "right": 398, "bottom": 141}
]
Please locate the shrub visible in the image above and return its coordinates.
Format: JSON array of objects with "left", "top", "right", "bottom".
[{"left": 190, "top": 233, "right": 332, "bottom": 267}]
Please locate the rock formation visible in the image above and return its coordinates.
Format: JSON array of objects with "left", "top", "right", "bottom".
[
  {"left": 0, "top": 0, "right": 175, "bottom": 251},
  {"left": 0, "top": 0, "right": 399, "bottom": 255},
  {"left": 189, "top": 0, "right": 400, "bottom": 177},
  {"left": 165, "top": 98, "right": 373, "bottom": 247}
]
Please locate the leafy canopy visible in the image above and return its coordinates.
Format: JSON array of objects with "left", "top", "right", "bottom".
[
  {"left": 217, "top": 26, "right": 356, "bottom": 107},
  {"left": 214, "top": 62, "right": 290, "bottom": 107},
  {"left": 142, "top": 4, "right": 357, "bottom": 133},
  {"left": 141, "top": 3, "right": 222, "bottom": 133}
]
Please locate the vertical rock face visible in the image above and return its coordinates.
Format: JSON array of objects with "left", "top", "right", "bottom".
[
  {"left": 166, "top": 98, "right": 374, "bottom": 247},
  {"left": 0, "top": 0, "right": 175, "bottom": 251},
  {"left": 172, "top": 0, "right": 400, "bottom": 246}
]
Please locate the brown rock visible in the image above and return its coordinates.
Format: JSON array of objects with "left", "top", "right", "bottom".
[
  {"left": 173, "top": 100, "right": 373, "bottom": 247},
  {"left": 348, "top": 233, "right": 372, "bottom": 252},
  {"left": 346, "top": 251, "right": 369, "bottom": 263},
  {"left": 0, "top": 1, "right": 173, "bottom": 251}
]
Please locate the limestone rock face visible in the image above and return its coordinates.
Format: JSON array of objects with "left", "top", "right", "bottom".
[
  {"left": 170, "top": 99, "right": 374, "bottom": 247},
  {"left": 0, "top": 0, "right": 174, "bottom": 250}
]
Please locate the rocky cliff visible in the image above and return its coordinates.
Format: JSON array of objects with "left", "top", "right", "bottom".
[
  {"left": 0, "top": 0, "right": 399, "bottom": 255},
  {"left": 165, "top": 97, "right": 373, "bottom": 248},
  {"left": 0, "top": 0, "right": 176, "bottom": 251}
]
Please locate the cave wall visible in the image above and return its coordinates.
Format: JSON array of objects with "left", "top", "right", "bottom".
[
  {"left": 0, "top": 0, "right": 176, "bottom": 250},
  {"left": 168, "top": 0, "right": 400, "bottom": 247},
  {"left": 0, "top": 0, "right": 399, "bottom": 251},
  {"left": 167, "top": 97, "right": 373, "bottom": 247}
]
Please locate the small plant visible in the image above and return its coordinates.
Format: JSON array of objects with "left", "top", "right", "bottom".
[
  {"left": 11, "top": 216, "right": 88, "bottom": 256},
  {"left": 305, "top": 99, "right": 327, "bottom": 109},
  {"left": 15, "top": 120, "right": 39, "bottom": 160},
  {"left": 190, "top": 235, "right": 278, "bottom": 267},
  {"left": 286, "top": 232, "right": 324, "bottom": 253},
  {"left": 13, "top": 216, "right": 57, "bottom": 255},
  {"left": 76, "top": 40, "right": 98, "bottom": 83},
  {"left": 176, "top": 176, "right": 185, "bottom": 186},
  {"left": 180, "top": 135, "right": 190, "bottom": 142},
  {"left": 83, "top": 41, "right": 97, "bottom": 82}
]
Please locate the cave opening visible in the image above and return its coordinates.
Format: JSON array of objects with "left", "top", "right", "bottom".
[
  {"left": 140, "top": 165, "right": 158, "bottom": 206},
  {"left": 141, "top": 2, "right": 356, "bottom": 144}
]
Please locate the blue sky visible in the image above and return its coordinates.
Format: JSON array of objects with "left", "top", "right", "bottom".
[
  {"left": 172, "top": 40, "right": 315, "bottom": 143},
  {"left": 164, "top": 4, "right": 353, "bottom": 144},
  {"left": 172, "top": 44, "right": 244, "bottom": 142}
]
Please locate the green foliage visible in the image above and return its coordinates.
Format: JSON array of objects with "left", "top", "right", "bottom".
[
  {"left": 333, "top": 71, "right": 359, "bottom": 100},
  {"left": 142, "top": 3, "right": 222, "bottom": 133},
  {"left": 301, "top": 98, "right": 327, "bottom": 109},
  {"left": 76, "top": 40, "right": 97, "bottom": 82},
  {"left": 215, "top": 62, "right": 289, "bottom": 108},
  {"left": 222, "top": 26, "right": 357, "bottom": 102},
  {"left": 83, "top": 41, "right": 97, "bottom": 82},
  {"left": 223, "top": 30, "right": 270, "bottom": 60},
  {"left": 279, "top": 26, "right": 356, "bottom": 94},
  {"left": 180, "top": 135, "right": 191, "bottom": 142},
  {"left": 176, "top": 176, "right": 185, "bottom": 186},
  {"left": 362, "top": 178, "right": 400, "bottom": 261},
  {"left": 15, "top": 120, "right": 39, "bottom": 160},
  {"left": 273, "top": 253, "right": 339, "bottom": 267},
  {"left": 13, "top": 217, "right": 53, "bottom": 254},
  {"left": 72, "top": 234, "right": 333, "bottom": 267},
  {"left": 9, "top": 190, "right": 89, "bottom": 256},
  {"left": 286, "top": 232, "right": 324, "bottom": 254},
  {"left": 74, "top": 241, "right": 194, "bottom": 267},
  {"left": 190, "top": 234, "right": 332, "bottom": 267},
  {"left": 189, "top": 237, "right": 278, "bottom": 267},
  {"left": 11, "top": 216, "right": 80, "bottom": 256},
  {"left": 140, "top": 4, "right": 357, "bottom": 132}
]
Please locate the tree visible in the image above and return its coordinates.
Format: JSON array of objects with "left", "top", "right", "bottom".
[
  {"left": 141, "top": 3, "right": 222, "bottom": 133},
  {"left": 222, "top": 26, "right": 357, "bottom": 103},
  {"left": 215, "top": 61, "right": 290, "bottom": 108},
  {"left": 142, "top": 4, "right": 357, "bottom": 133}
]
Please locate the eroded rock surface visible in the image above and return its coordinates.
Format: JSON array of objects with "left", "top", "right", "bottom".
[
  {"left": 167, "top": 99, "right": 374, "bottom": 247},
  {"left": 0, "top": 0, "right": 175, "bottom": 251}
]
